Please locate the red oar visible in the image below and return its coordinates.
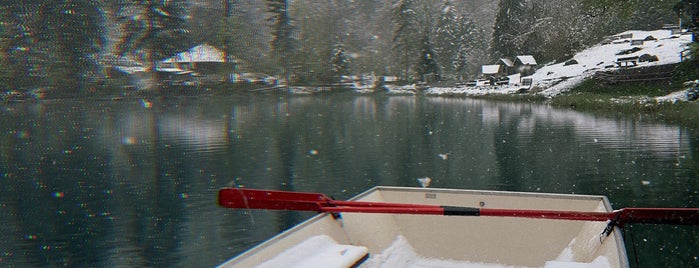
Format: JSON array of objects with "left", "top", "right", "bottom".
[
  {"left": 218, "top": 188, "right": 699, "bottom": 225},
  {"left": 217, "top": 188, "right": 438, "bottom": 210}
]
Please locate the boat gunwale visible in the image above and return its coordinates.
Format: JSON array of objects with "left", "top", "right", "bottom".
[
  {"left": 218, "top": 186, "right": 630, "bottom": 268},
  {"left": 359, "top": 186, "right": 614, "bottom": 205}
]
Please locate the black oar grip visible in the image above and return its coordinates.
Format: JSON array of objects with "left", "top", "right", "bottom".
[{"left": 442, "top": 206, "right": 480, "bottom": 216}]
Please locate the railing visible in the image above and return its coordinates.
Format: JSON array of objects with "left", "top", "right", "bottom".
[
  {"left": 593, "top": 64, "right": 677, "bottom": 84},
  {"left": 680, "top": 48, "right": 692, "bottom": 62}
]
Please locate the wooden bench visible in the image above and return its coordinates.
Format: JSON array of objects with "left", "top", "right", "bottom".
[
  {"left": 616, "top": 33, "right": 633, "bottom": 40},
  {"left": 681, "top": 48, "right": 692, "bottom": 62},
  {"left": 630, "top": 39, "right": 644, "bottom": 46},
  {"left": 494, "top": 77, "right": 509, "bottom": 85},
  {"left": 615, "top": 56, "right": 639, "bottom": 68}
]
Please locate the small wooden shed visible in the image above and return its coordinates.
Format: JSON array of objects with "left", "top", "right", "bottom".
[
  {"left": 498, "top": 58, "right": 515, "bottom": 75},
  {"left": 481, "top": 64, "right": 504, "bottom": 77},
  {"left": 161, "top": 43, "right": 236, "bottom": 74},
  {"left": 514, "top": 55, "right": 537, "bottom": 76}
]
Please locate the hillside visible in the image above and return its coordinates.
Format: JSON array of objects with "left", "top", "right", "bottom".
[
  {"left": 426, "top": 29, "right": 694, "bottom": 98},
  {"left": 533, "top": 29, "right": 694, "bottom": 97}
]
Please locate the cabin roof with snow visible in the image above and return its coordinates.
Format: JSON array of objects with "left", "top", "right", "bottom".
[
  {"left": 481, "top": 65, "right": 502, "bottom": 75},
  {"left": 515, "top": 55, "right": 537, "bottom": 66},
  {"left": 498, "top": 58, "right": 514, "bottom": 67},
  {"left": 163, "top": 44, "right": 225, "bottom": 63}
]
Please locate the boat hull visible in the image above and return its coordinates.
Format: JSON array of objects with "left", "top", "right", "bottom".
[{"left": 219, "top": 187, "right": 629, "bottom": 268}]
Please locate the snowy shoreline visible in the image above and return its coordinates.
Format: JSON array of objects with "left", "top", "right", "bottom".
[
  {"left": 369, "top": 29, "right": 695, "bottom": 103},
  {"left": 532, "top": 29, "right": 693, "bottom": 98}
]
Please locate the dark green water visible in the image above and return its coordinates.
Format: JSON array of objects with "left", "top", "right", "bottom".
[{"left": 0, "top": 93, "right": 696, "bottom": 267}]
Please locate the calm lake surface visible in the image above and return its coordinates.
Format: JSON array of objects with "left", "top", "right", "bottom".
[{"left": 0, "top": 92, "right": 697, "bottom": 267}]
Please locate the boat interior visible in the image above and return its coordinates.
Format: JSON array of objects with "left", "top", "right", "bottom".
[{"left": 219, "top": 187, "right": 629, "bottom": 268}]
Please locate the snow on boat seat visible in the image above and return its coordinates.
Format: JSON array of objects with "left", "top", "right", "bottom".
[
  {"left": 255, "top": 235, "right": 369, "bottom": 268},
  {"left": 544, "top": 256, "right": 612, "bottom": 268}
]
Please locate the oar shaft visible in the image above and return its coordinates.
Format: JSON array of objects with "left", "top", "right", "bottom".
[
  {"left": 330, "top": 200, "right": 441, "bottom": 208},
  {"left": 322, "top": 206, "right": 447, "bottom": 215},
  {"left": 321, "top": 206, "right": 613, "bottom": 221},
  {"left": 480, "top": 208, "right": 614, "bottom": 221}
]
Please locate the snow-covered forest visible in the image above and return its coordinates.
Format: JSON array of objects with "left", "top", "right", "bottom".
[{"left": 0, "top": 0, "right": 694, "bottom": 91}]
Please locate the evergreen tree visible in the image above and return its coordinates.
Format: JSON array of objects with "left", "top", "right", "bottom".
[
  {"left": 0, "top": 27, "right": 10, "bottom": 88},
  {"left": 206, "top": 1, "right": 270, "bottom": 73},
  {"left": 490, "top": 0, "right": 529, "bottom": 60},
  {"left": 452, "top": 44, "right": 469, "bottom": 81},
  {"left": 434, "top": 0, "right": 458, "bottom": 78},
  {"left": 293, "top": 1, "right": 337, "bottom": 84},
  {"left": 581, "top": 0, "right": 677, "bottom": 34},
  {"left": 416, "top": 34, "right": 440, "bottom": 82},
  {"left": 0, "top": 1, "right": 105, "bottom": 92},
  {"left": 676, "top": 0, "right": 699, "bottom": 41},
  {"left": 0, "top": 2, "right": 39, "bottom": 89},
  {"left": 433, "top": 2, "right": 488, "bottom": 80},
  {"left": 221, "top": 0, "right": 233, "bottom": 62},
  {"left": 115, "top": 0, "right": 191, "bottom": 74},
  {"left": 267, "top": 0, "right": 296, "bottom": 86},
  {"left": 331, "top": 44, "right": 350, "bottom": 81},
  {"left": 392, "top": 0, "right": 419, "bottom": 81},
  {"left": 39, "top": 0, "right": 105, "bottom": 91}
]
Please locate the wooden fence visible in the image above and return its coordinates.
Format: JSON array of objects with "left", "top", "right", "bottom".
[{"left": 593, "top": 64, "right": 677, "bottom": 84}]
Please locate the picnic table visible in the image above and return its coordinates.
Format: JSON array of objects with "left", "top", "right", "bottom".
[{"left": 615, "top": 56, "right": 639, "bottom": 68}]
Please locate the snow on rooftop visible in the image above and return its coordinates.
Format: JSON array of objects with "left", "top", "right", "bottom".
[
  {"left": 482, "top": 64, "right": 502, "bottom": 74},
  {"left": 533, "top": 29, "right": 693, "bottom": 97},
  {"left": 516, "top": 55, "right": 537, "bottom": 65},
  {"left": 163, "top": 43, "right": 224, "bottom": 63},
  {"left": 499, "top": 58, "right": 514, "bottom": 67}
]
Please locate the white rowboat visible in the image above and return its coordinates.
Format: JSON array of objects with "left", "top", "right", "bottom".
[{"left": 218, "top": 187, "right": 631, "bottom": 267}]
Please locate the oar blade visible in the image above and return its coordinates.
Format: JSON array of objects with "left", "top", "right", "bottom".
[
  {"left": 621, "top": 208, "right": 699, "bottom": 225},
  {"left": 218, "top": 188, "right": 328, "bottom": 212}
]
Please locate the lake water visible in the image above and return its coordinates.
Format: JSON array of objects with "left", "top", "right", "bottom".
[{"left": 0, "top": 93, "right": 696, "bottom": 267}]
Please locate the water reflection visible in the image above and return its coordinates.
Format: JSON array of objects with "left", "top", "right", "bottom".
[{"left": 0, "top": 95, "right": 696, "bottom": 267}]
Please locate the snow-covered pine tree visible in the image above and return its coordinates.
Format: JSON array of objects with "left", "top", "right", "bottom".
[
  {"left": 0, "top": 1, "right": 105, "bottom": 91},
  {"left": 1, "top": 2, "right": 44, "bottom": 89},
  {"left": 332, "top": 44, "right": 351, "bottom": 81},
  {"left": 434, "top": 1, "right": 488, "bottom": 80},
  {"left": 116, "top": 0, "right": 190, "bottom": 73},
  {"left": 676, "top": 0, "right": 699, "bottom": 42},
  {"left": 39, "top": 0, "right": 105, "bottom": 91},
  {"left": 392, "top": 0, "right": 419, "bottom": 81},
  {"left": 452, "top": 44, "right": 469, "bottom": 81},
  {"left": 434, "top": 0, "right": 458, "bottom": 79},
  {"left": 490, "top": 0, "right": 529, "bottom": 60},
  {"left": 267, "top": 0, "right": 296, "bottom": 86},
  {"left": 416, "top": 34, "right": 440, "bottom": 82}
]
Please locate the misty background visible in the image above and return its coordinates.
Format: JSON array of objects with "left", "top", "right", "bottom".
[{"left": 0, "top": 1, "right": 685, "bottom": 91}]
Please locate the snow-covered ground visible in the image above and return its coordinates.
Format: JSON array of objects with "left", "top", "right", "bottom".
[
  {"left": 424, "top": 29, "right": 694, "bottom": 100},
  {"left": 533, "top": 29, "right": 693, "bottom": 97},
  {"left": 425, "top": 85, "right": 524, "bottom": 96},
  {"left": 384, "top": 84, "right": 419, "bottom": 95}
]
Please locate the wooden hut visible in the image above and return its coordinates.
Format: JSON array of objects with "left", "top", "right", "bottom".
[
  {"left": 161, "top": 43, "right": 236, "bottom": 74},
  {"left": 481, "top": 64, "right": 504, "bottom": 77},
  {"left": 497, "top": 58, "right": 515, "bottom": 75},
  {"left": 514, "top": 55, "right": 537, "bottom": 76}
]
